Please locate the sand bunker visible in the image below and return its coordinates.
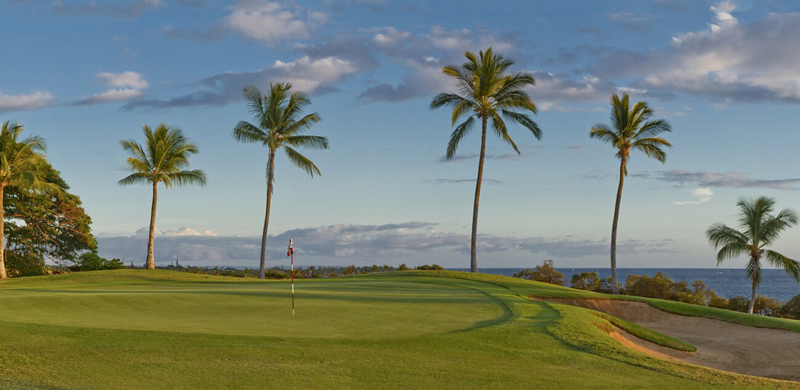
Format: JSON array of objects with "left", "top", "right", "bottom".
[{"left": 544, "top": 298, "right": 800, "bottom": 381}]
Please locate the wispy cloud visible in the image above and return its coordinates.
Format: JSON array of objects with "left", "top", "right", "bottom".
[
  {"left": 426, "top": 178, "right": 503, "bottom": 185},
  {"left": 0, "top": 90, "right": 55, "bottom": 112},
  {"left": 123, "top": 56, "right": 357, "bottom": 110},
  {"left": 674, "top": 188, "right": 713, "bottom": 205},
  {"left": 52, "top": 0, "right": 163, "bottom": 18},
  {"left": 637, "top": 170, "right": 800, "bottom": 190}
]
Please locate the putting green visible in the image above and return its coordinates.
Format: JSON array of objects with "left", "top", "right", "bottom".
[{"left": 0, "top": 277, "right": 507, "bottom": 338}]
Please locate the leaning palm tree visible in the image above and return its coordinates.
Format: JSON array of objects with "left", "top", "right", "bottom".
[
  {"left": 233, "top": 83, "right": 328, "bottom": 279},
  {"left": 707, "top": 197, "right": 799, "bottom": 314},
  {"left": 0, "top": 121, "right": 53, "bottom": 279},
  {"left": 119, "top": 124, "right": 206, "bottom": 270},
  {"left": 590, "top": 93, "right": 672, "bottom": 294},
  {"left": 430, "top": 47, "right": 541, "bottom": 273}
]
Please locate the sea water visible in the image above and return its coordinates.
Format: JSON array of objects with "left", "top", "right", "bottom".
[{"left": 450, "top": 268, "right": 800, "bottom": 302}]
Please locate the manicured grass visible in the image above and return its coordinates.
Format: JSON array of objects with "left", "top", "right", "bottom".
[{"left": 0, "top": 270, "right": 796, "bottom": 389}]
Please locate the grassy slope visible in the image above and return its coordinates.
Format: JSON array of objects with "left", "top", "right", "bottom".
[{"left": 0, "top": 270, "right": 796, "bottom": 389}]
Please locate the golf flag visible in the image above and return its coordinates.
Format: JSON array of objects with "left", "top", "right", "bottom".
[{"left": 287, "top": 238, "right": 293, "bottom": 257}]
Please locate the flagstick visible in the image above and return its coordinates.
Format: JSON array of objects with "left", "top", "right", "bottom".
[{"left": 291, "top": 250, "right": 294, "bottom": 316}]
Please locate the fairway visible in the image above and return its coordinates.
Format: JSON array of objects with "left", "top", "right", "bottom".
[{"left": 1, "top": 270, "right": 798, "bottom": 390}]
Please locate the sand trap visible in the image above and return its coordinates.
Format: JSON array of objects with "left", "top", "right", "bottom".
[{"left": 544, "top": 298, "right": 800, "bottom": 381}]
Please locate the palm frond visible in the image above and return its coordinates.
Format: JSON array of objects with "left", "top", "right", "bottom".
[
  {"left": 765, "top": 250, "right": 800, "bottom": 281},
  {"left": 446, "top": 117, "right": 475, "bottom": 159},
  {"left": 118, "top": 172, "right": 152, "bottom": 186},
  {"left": 285, "top": 135, "right": 329, "bottom": 150},
  {"left": 284, "top": 146, "right": 321, "bottom": 177}
]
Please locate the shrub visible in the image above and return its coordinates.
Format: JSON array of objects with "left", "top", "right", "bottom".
[
  {"left": 398, "top": 263, "right": 408, "bottom": 271},
  {"left": 727, "top": 296, "right": 750, "bottom": 312},
  {"left": 343, "top": 265, "right": 356, "bottom": 275},
  {"left": 5, "top": 251, "right": 47, "bottom": 277},
  {"left": 416, "top": 264, "right": 444, "bottom": 270},
  {"left": 514, "top": 261, "right": 565, "bottom": 286},
  {"left": 780, "top": 294, "right": 800, "bottom": 319},
  {"left": 76, "top": 252, "right": 124, "bottom": 271},
  {"left": 570, "top": 271, "right": 600, "bottom": 291}
]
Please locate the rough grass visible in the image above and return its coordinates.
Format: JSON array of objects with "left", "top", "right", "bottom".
[{"left": 0, "top": 269, "right": 797, "bottom": 389}]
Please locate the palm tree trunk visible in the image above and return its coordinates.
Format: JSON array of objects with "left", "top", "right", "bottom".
[
  {"left": 749, "top": 259, "right": 758, "bottom": 314},
  {"left": 259, "top": 150, "right": 276, "bottom": 280},
  {"left": 609, "top": 157, "right": 626, "bottom": 294},
  {"left": 146, "top": 182, "right": 158, "bottom": 269},
  {"left": 0, "top": 185, "right": 6, "bottom": 279},
  {"left": 470, "top": 117, "right": 488, "bottom": 273}
]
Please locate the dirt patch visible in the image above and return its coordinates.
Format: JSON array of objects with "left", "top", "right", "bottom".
[{"left": 544, "top": 298, "right": 800, "bottom": 381}]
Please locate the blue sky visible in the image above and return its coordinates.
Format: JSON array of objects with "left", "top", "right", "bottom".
[{"left": 3, "top": 0, "right": 800, "bottom": 270}]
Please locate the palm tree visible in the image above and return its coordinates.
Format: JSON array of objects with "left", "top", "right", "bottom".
[
  {"left": 233, "top": 83, "right": 328, "bottom": 279},
  {"left": 119, "top": 124, "right": 206, "bottom": 270},
  {"left": 430, "top": 47, "right": 541, "bottom": 273},
  {"left": 0, "top": 121, "right": 53, "bottom": 279},
  {"left": 590, "top": 93, "right": 671, "bottom": 294},
  {"left": 707, "top": 197, "right": 799, "bottom": 314}
]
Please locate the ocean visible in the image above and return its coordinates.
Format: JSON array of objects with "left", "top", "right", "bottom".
[{"left": 449, "top": 268, "right": 800, "bottom": 302}]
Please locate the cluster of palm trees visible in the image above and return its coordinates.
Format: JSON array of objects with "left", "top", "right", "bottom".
[
  {"left": 2, "top": 46, "right": 796, "bottom": 311},
  {"left": 118, "top": 83, "right": 328, "bottom": 279},
  {"left": 430, "top": 48, "right": 798, "bottom": 313}
]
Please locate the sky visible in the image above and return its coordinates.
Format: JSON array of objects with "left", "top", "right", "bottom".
[{"left": 3, "top": 0, "right": 800, "bottom": 270}]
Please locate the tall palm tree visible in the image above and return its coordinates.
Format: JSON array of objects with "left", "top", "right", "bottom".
[
  {"left": 430, "top": 47, "right": 541, "bottom": 273},
  {"left": 707, "top": 197, "right": 799, "bottom": 314},
  {"left": 590, "top": 93, "right": 671, "bottom": 294},
  {"left": 119, "top": 124, "right": 206, "bottom": 270},
  {"left": 233, "top": 83, "right": 328, "bottom": 280},
  {"left": 0, "top": 121, "right": 53, "bottom": 279}
]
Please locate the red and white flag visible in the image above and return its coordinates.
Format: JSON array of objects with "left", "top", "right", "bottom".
[{"left": 287, "top": 238, "right": 293, "bottom": 257}]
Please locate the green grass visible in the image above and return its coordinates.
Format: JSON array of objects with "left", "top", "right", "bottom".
[{"left": 0, "top": 269, "right": 797, "bottom": 389}]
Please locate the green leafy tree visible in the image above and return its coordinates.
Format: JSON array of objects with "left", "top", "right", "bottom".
[
  {"left": 590, "top": 93, "right": 672, "bottom": 293},
  {"left": 119, "top": 124, "right": 206, "bottom": 270},
  {"left": 430, "top": 48, "right": 540, "bottom": 272},
  {"left": 706, "top": 196, "right": 799, "bottom": 314},
  {"left": 0, "top": 121, "right": 55, "bottom": 279},
  {"left": 5, "top": 163, "right": 96, "bottom": 266},
  {"left": 233, "top": 83, "right": 328, "bottom": 279},
  {"left": 515, "top": 261, "right": 565, "bottom": 285},
  {"left": 570, "top": 271, "right": 600, "bottom": 291}
]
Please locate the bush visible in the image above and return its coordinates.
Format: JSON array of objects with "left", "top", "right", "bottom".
[
  {"left": 398, "top": 263, "right": 408, "bottom": 271},
  {"left": 727, "top": 296, "right": 750, "bottom": 312},
  {"left": 514, "top": 261, "right": 565, "bottom": 286},
  {"left": 5, "top": 251, "right": 47, "bottom": 277},
  {"left": 570, "top": 271, "right": 600, "bottom": 291},
  {"left": 780, "top": 294, "right": 800, "bottom": 319},
  {"left": 76, "top": 252, "right": 124, "bottom": 271},
  {"left": 416, "top": 264, "right": 444, "bottom": 270},
  {"left": 753, "top": 295, "right": 782, "bottom": 317}
]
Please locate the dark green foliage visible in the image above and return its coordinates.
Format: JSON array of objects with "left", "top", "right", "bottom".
[
  {"left": 416, "top": 264, "right": 444, "bottom": 270},
  {"left": 343, "top": 265, "right": 356, "bottom": 275},
  {"left": 570, "top": 271, "right": 600, "bottom": 291},
  {"left": 780, "top": 294, "right": 800, "bottom": 319},
  {"left": 514, "top": 262, "right": 565, "bottom": 286},
  {"left": 4, "top": 251, "right": 47, "bottom": 277},
  {"left": 398, "top": 263, "right": 408, "bottom": 271},
  {"left": 727, "top": 296, "right": 751, "bottom": 312},
  {"left": 624, "top": 272, "right": 724, "bottom": 306},
  {"left": 76, "top": 252, "right": 124, "bottom": 271}
]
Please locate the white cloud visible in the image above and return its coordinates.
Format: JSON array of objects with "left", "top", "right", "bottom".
[
  {"left": 75, "top": 71, "right": 148, "bottom": 105},
  {"left": 223, "top": 1, "right": 324, "bottom": 45},
  {"left": 674, "top": 188, "right": 713, "bottom": 206},
  {"left": 643, "top": 1, "right": 800, "bottom": 103},
  {"left": 98, "top": 222, "right": 677, "bottom": 267},
  {"left": 98, "top": 71, "right": 148, "bottom": 89},
  {"left": 0, "top": 90, "right": 55, "bottom": 112},
  {"left": 133, "top": 227, "right": 219, "bottom": 238}
]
